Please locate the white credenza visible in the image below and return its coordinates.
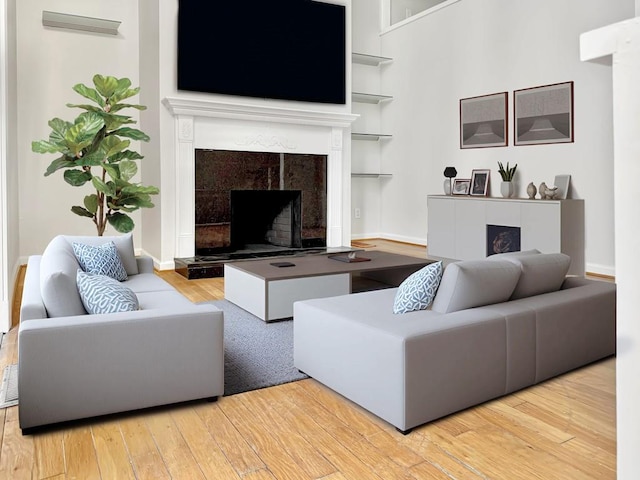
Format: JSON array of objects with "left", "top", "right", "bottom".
[{"left": 427, "top": 195, "right": 585, "bottom": 275}]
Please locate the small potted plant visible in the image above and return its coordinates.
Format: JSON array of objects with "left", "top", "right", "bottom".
[{"left": 498, "top": 161, "right": 517, "bottom": 198}]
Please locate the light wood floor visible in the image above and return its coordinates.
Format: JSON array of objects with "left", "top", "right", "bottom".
[{"left": 0, "top": 240, "right": 616, "bottom": 479}]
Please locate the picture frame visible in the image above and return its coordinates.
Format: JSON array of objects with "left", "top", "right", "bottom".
[
  {"left": 460, "top": 92, "right": 508, "bottom": 149},
  {"left": 470, "top": 169, "right": 490, "bottom": 196},
  {"left": 514, "top": 81, "right": 574, "bottom": 146},
  {"left": 452, "top": 178, "right": 471, "bottom": 195},
  {"left": 553, "top": 174, "right": 571, "bottom": 199}
]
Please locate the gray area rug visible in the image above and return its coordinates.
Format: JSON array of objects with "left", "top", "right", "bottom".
[
  {"left": 0, "top": 363, "right": 18, "bottom": 408},
  {"left": 208, "top": 300, "right": 308, "bottom": 396}
]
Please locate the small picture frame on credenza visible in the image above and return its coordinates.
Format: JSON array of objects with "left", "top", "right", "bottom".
[
  {"left": 554, "top": 174, "right": 571, "bottom": 199},
  {"left": 452, "top": 178, "right": 471, "bottom": 195},
  {"left": 470, "top": 169, "right": 490, "bottom": 196}
]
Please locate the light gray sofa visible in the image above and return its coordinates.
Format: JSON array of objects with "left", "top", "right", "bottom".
[
  {"left": 294, "top": 251, "right": 616, "bottom": 434},
  {"left": 18, "top": 234, "right": 224, "bottom": 432}
]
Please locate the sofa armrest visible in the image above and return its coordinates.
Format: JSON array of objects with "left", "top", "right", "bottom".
[
  {"left": 20, "top": 256, "right": 47, "bottom": 321},
  {"left": 18, "top": 304, "right": 224, "bottom": 429},
  {"left": 136, "top": 255, "right": 155, "bottom": 274}
]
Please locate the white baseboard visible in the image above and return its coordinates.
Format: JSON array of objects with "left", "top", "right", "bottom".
[
  {"left": 139, "top": 249, "right": 175, "bottom": 271},
  {"left": 377, "top": 232, "right": 427, "bottom": 247},
  {"left": 585, "top": 263, "right": 615, "bottom": 278}
]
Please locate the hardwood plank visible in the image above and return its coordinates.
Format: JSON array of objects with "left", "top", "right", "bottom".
[
  {"left": 194, "top": 402, "right": 267, "bottom": 477},
  {"left": 119, "top": 417, "right": 171, "bottom": 480},
  {"left": 0, "top": 418, "right": 34, "bottom": 480},
  {"left": 170, "top": 405, "right": 241, "bottom": 479},
  {"left": 217, "top": 394, "right": 314, "bottom": 480},
  {"left": 239, "top": 389, "right": 337, "bottom": 478},
  {"left": 63, "top": 426, "right": 101, "bottom": 480},
  {"left": 33, "top": 430, "right": 66, "bottom": 479},
  {"left": 408, "top": 460, "right": 455, "bottom": 480},
  {"left": 144, "top": 409, "right": 207, "bottom": 480},
  {"left": 91, "top": 420, "right": 136, "bottom": 480}
]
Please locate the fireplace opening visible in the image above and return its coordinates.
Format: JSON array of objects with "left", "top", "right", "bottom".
[
  {"left": 194, "top": 149, "right": 327, "bottom": 257},
  {"left": 487, "top": 224, "right": 521, "bottom": 256},
  {"left": 230, "top": 190, "right": 302, "bottom": 252}
]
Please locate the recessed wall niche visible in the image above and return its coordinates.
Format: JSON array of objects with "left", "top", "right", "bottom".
[{"left": 195, "top": 149, "right": 327, "bottom": 255}]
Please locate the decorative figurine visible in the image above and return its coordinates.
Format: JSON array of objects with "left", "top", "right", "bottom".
[{"left": 527, "top": 182, "right": 537, "bottom": 199}]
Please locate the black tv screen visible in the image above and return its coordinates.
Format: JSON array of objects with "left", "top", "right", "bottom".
[{"left": 178, "top": 0, "right": 346, "bottom": 105}]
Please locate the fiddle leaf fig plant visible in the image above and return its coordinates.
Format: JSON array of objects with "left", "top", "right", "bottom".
[{"left": 32, "top": 74, "right": 159, "bottom": 235}]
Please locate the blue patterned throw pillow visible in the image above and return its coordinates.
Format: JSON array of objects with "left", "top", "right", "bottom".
[
  {"left": 73, "top": 241, "right": 128, "bottom": 281},
  {"left": 77, "top": 270, "right": 139, "bottom": 314},
  {"left": 393, "top": 261, "right": 444, "bottom": 314}
]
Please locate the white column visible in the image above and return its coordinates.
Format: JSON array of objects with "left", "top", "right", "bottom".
[
  {"left": 175, "top": 116, "right": 195, "bottom": 258},
  {"left": 581, "top": 18, "right": 640, "bottom": 480}
]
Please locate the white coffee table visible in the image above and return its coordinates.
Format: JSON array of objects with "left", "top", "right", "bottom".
[{"left": 224, "top": 251, "right": 433, "bottom": 321}]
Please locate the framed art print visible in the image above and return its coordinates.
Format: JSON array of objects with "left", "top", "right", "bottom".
[
  {"left": 514, "top": 81, "right": 574, "bottom": 146},
  {"left": 460, "top": 92, "right": 508, "bottom": 149},
  {"left": 470, "top": 169, "right": 490, "bottom": 196},
  {"left": 452, "top": 178, "right": 471, "bottom": 195}
]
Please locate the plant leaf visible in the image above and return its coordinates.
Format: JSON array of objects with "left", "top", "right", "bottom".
[
  {"left": 119, "top": 160, "right": 137, "bottom": 182},
  {"left": 122, "top": 184, "right": 160, "bottom": 195},
  {"left": 72, "top": 83, "right": 105, "bottom": 108},
  {"left": 47, "top": 118, "right": 71, "bottom": 145},
  {"left": 64, "top": 169, "right": 93, "bottom": 186},
  {"left": 109, "top": 103, "right": 147, "bottom": 114},
  {"left": 107, "top": 212, "right": 134, "bottom": 233},
  {"left": 102, "top": 163, "right": 120, "bottom": 180},
  {"left": 111, "top": 127, "right": 150, "bottom": 142},
  {"left": 32, "top": 140, "right": 62, "bottom": 154},
  {"left": 93, "top": 75, "right": 119, "bottom": 99},
  {"left": 65, "top": 112, "right": 105, "bottom": 155},
  {"left": 66, "top": 103, "right": 105, "bottom": 114},
  {"left": 44, "top": 156, "right": 74, "bottom": 176},
  {"left": 71, "top": 206, "right": 95, "bottom": 218},
  {"left": 84, "top": 194, "right": 98, "bottom": 214},
  {"left": 101, "top": 135, "right": 131, "bottom": 158},
  {"left": 109, "top": 150, "right": 144, "bottom": 162},
  {"left": 92, "top": 176, "right": 116, "bottom": 197}
]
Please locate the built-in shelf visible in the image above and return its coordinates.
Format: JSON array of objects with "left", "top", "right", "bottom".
[
  {"left": 352, "top": 133, "right": 392, "bottom": 141},
  {"left": 351, "top": 173, "right": 393, "bottom": 178},
  {"left": 352, "top": 92, "right": 393, "bottom": 104},
  {"left": 352, "top": 52, "right": 393, "bottom": 66}
]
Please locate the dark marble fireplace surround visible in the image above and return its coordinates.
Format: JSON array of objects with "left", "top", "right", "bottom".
[{"left": 176, "top": 149, "right": 345, "bottom": 278}]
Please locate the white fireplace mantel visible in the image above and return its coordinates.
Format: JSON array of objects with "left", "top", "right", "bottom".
[
  {"left": 163, "top": 97, "right": 358, "bottom": 128},
  {"left": 162, "top": 96, "right": 358, "bottom": 260}
]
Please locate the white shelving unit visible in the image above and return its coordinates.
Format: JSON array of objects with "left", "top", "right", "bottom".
[{"left": 351, "top": 52, "right": 393, "bottom": 178}]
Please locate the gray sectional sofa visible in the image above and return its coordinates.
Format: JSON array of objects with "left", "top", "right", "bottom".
[
  {"left": 18, "top": 234, "right": 224, "bottom": 432},
  {"left": 294, "top": 251, "right": 616, "bottom": 434}
]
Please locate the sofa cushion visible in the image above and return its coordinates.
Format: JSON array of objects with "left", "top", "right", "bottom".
[
  {"left": 72, "top": 241, "right": 128, "bottom": 281},
  {"left": 497, "top": 253, "right": 571, "bottom": 300},
  {"left": 39, "top": 235, "right": 86, "bottom": 318},
  {"left": 393, "top": 261, "right": 443, "bottom": 314},
  {"left": 62, "top": 233, "right": 138, "bottom": 276},
  {"left": 77, "top": 270, "right": 139, "bottom": 314},
  {"left": 431, "top": 260, "right": 521, "bottom": 314}
]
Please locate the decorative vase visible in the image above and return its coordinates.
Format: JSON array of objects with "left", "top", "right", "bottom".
[
  {"left": 500, "top": 181, "right": 514, "bottom": 198},
  {"left": 443, "top": 178, "right": 452, "bottom": 195},
  {"left": 527, "top": 182, "right": 537, "bottom": 199}
]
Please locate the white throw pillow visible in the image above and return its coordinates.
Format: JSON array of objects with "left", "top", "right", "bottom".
[
  {"left": 73, "top": 241, "right": 128, "bottom": 281},
  {"left": 77, "top": 270, "right": 139, "bottom": 314},
  {"left": 393, "top": 261, "right": 443, "bottom": 314},
  {"left": 63, "top": 233, "right": 138, "bottom": 275}
]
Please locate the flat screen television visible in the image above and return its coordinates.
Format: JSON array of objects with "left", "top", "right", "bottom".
[{"left": 177, "top": 0, "right": 346, "bottom": 105}]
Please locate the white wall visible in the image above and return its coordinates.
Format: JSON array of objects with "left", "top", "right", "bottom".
[
  {"left": 16, "top": 1, "right": 140, "bottom": 259},
  {"left": 379, "top": 0, "right": 634, "bottom": 274},
  {"left": 0, "top": 0, "right": 18, "bottom": 333}
]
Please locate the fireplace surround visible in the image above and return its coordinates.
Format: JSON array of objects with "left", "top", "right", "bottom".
[{"left": 162, "top": 97, "right": 358, "bottom": 275}]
